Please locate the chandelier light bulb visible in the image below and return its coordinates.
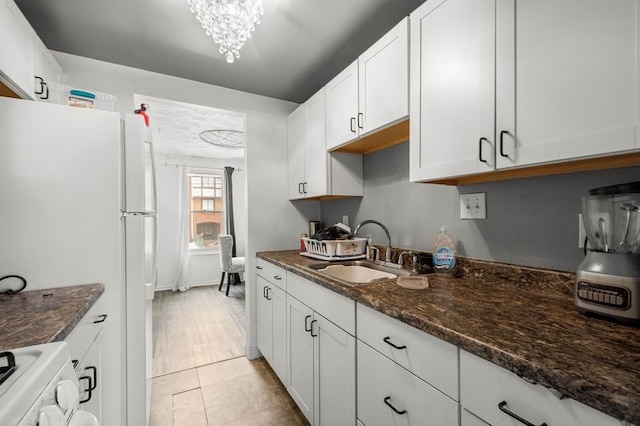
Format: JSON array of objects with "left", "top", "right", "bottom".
[{"left": 187, "top": 0, "right": 264, "bottom": 64}]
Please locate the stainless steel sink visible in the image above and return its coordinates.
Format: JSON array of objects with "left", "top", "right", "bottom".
[{"left": 301, "top": 260, "right": 414, "bottom": 286}]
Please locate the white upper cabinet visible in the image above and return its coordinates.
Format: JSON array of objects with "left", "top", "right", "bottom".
[
  {"left": 288, "top": 87, "right": 363, "bottom": 201},
  {"left": 326, "top": 17, "right": 409, "bottom": 151},
  {"left": 496, "top": 0, "right": 639, "bottom": 169},
  {"left": 409, "top": 0, "right": 495, "bottom": 182},
  {"left": 326, "top": 61, "right": 359, "bottom": 149},
  {"left": 410, "top": 0, "right": 640, "bottom": 183},
  {"left": 0, "top": 0, "right": 61, "bottom": 101}
]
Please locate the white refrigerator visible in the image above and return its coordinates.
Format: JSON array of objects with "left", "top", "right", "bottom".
[{"left": 0, "top": 96, "right": 157, "bottom": 426}]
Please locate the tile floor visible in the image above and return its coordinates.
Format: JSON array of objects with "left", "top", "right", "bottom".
[{"left": 150, "top": 285, "right": 308, "bottom": 426}]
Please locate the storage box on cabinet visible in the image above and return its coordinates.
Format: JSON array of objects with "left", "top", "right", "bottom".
[
  {"left": 460, "top": 350, "right": 623, "bottom": 426},
  {"left": 356, "top": 303, "right": 458, "bottom": 400},
  {"left": 357, "top": 341, "right": 458, "bottom": 426}
]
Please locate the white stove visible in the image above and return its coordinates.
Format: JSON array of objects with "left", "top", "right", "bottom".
[{"left": 0, "top": 342, "right": 98, "bottom": 426}]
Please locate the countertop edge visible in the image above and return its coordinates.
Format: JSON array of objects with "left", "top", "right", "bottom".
[{"left": 257, "top": 251, "right": 639, "bottom": 425}]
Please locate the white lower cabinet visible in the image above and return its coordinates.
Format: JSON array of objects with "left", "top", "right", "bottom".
[
  {"left": 64, "top": 295, "right": 106, "bottom": 424},
  {"left": 460, "top": 350, "right": 623, "bottom": 426},
  {"left": 256, "top": 275, "right": 287, "bottom": 382},
  {"left": 461, "top": 408, "right": 489, "bottom": 426},
  {"left": 284, "top": 271, "right": 356, "bottom": 426},
  {"left": 357, "top": 341, "right": 458, "bottom": 426}
]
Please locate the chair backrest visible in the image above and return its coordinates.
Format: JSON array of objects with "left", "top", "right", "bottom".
[{"left": 218, "top": 234, "right": 234, "bottom": 272}]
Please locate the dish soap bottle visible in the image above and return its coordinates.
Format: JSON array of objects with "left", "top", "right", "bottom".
[{"left": 433, "top": 226, "right": 456, "bottom": 272}]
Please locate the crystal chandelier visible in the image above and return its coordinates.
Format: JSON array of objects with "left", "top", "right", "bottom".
[{"left": 187, "top": 0, "right": 264, "bottom": 64}]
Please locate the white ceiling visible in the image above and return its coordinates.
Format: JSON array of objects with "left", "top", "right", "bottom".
[
  {"left": 134, "top": 94, "right": 246, "bottom": 160},
  {"left": 14, "top": 0, "right": 425, "bottom": 103}
]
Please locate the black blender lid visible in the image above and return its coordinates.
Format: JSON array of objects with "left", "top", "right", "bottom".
[{"left": 589, "top": 181, "right": 640, "bottom": 196}]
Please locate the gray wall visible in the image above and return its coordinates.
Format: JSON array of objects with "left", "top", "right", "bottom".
[{"left": 320, "top": 143, "right": 640, "bottom": 272}]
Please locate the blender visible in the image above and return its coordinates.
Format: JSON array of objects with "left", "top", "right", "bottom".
[{"left": 575, "top": 181, "right": 640, "bottom": 324}]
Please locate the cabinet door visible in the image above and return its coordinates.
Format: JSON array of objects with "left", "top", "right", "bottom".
[
  {"left": 409, "top": 0, "right": 495, "bottom": 182},
  {"left": 326, "top": 61, "right": 359, "bottom": 150},
  {"left": 256, "top": 276, "right": 273, "bottom": 363},
  {"left": 496, "top": 0, "right": 639, "bottom": 168},
  {"left": 78, "top": 330, "right": 103, "bottom": 424},
  {"left": 287, "top": 104, "right": 306, "bottom": 199},
  {"left": 304, "top": 87, "right": 329, "bottom": 198},
  {"left": 461, "top": 409, "right": 489, "bottom": 426},
  {"left": 357, "top": 341, "right": 458, "bottom": 426},
  {"left": 286, "top": 295, "right": 314, "bottom": 423},
  {"left": 271, "top": 284, "right": 287, "bottom": 383},
  {"left": 0, "top": 0, "right": 34, "bottom": 99},
  {"left": 359, "top": 17, "right": 409, "bottom": 136},
  {"left": 313, "top": 313, "right": 355, "bottom": 426},
  {"left": 32, "top": 44, "right": 61, "bottom": 102}
]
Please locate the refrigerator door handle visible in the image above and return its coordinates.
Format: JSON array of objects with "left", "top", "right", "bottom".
[{"left": 146, "top": 140, "right": 159, "bottom": 214}]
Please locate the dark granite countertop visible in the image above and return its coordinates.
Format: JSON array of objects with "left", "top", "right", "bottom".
[
  {"left": 257, "top": 250, "right": 640, "bottom": 425},
  {"left": 0, "top": 283, "right": 104, "bottom": 350}
]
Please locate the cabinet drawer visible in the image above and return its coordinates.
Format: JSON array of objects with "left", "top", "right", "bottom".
[
  {"left": 256, "top": 258, "right": 286, "bottom": 290},
  {"left": 460, "top": 350, "right": 621, "bottom": 426},
  {"left": 357, "top": 341, "right": 458, "bottom": 426},
  {"left": 356, "top": 303, "right": 458, "bottom": 400},
  {"left": 287, "top": 272, "right": 355, "bottom": 335},
  {"left": 65, "top": 295, "right": 107, "bottom": 366}
]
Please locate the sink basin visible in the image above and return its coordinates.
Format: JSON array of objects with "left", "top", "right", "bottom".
[
  {"left": 302, "top": 260, "right": 413, "bottom": 285},
  {"left": 316, "top": 264, "right": 397, "bottom": 283}
]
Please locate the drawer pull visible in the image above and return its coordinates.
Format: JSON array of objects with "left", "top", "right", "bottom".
[
  {"left": 310, "top": 319, "right": 318, "bottom": 337},
  {"left": 305, "top": 315, "right": 312, "bottom": 332},
  {"left": 498, "top": 401, "right": 547, "bottom": 426},
  {"left": 93, "top": 314, "right": 107, "bottom": 324},
  {"left": 256, "top": 265, "right": 263, "bottom": 270},
  {"left": 79, "top": 375, "right": 94, "bottom": 403},
  {"left": 383, "top": 396, "right": 407, "bottom": 415},
  {"left": 273, "top": 275, "right": 282, "bottom": 280},
  {"left": 383, "top": 336, "right": 406, "bottom": 350}
]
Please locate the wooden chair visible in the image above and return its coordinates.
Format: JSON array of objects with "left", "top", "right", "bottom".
[{"left": 217, "top": 234, "right": 245, "bottom": 296}]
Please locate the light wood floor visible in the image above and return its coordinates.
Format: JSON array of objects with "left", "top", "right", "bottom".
[{"left": 150, "top": 283, "right": 308, "bottom": 426}]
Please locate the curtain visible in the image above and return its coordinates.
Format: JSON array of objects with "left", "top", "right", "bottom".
[
  {"left": 223, "top": 166, "right": 241, "bottom": 283},
  {"left": 175, "top": 165, "right": 190, "bottom": 292}
]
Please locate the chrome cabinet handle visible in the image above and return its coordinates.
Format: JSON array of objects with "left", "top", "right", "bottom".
[
  {"left": 383, "top": 396, "right": 407, "bottom": 415},
  {"left": 298, "top": 182, "right": 303, "bottom": 194},
  {"left": 310, "top": 319, "right": 318, "bottom": 337},
  {"left": 498, "top": 401, "right": 547, "bottom": 426},
  {"left": 383, "top": 336, "right": 406, "bottom": 350},
  {"left": 265, "top": 287, "right": 272, "bottom": 300},
  {"left": 357, "top": 112, "right": 364, "bottom": 129},
  {"left": 263, "top": 286, "right": 268, "bottom": 298},
  {"left": 350, "top": 117, "right": 356, "bottom": 133}
]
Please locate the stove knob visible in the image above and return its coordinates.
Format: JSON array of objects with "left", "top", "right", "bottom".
[
  {"left": 38, "top": 405, "right": 65, "bottom": 426},
  {"left": 56, "top": 379, "right": 80, "bottom": 410}
]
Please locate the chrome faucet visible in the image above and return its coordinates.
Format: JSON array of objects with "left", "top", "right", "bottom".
[{"left": 354, "top": 220, "right": 393, "bottom": 265}]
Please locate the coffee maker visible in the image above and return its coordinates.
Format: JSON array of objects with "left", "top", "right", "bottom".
[{"left": 575, "top": 181, "right": 640, "bottom": 324}]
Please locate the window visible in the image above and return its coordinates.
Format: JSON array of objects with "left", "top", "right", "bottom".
[{"left": 189, "top": 173, "right": 223, "bottom": 249}]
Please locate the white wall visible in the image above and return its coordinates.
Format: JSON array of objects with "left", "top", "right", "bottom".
[{"left": 53, "top": 52, "right": 320, "bottom": 379}]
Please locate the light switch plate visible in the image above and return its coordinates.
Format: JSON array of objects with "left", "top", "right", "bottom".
[{"left": 460, "top": 193, "right": 486, "bottom": 220}]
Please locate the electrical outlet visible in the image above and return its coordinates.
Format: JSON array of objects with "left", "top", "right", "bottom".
[{"left": 460, "top": 193, "right": 487, "bottom": 220}]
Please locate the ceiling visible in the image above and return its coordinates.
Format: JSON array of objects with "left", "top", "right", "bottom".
[
  {"left": 14, "top": 0, "right": 425, "bottom": 104},
  {"left": 134, "top": 94, "right": 246, "bottom": 160}
]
